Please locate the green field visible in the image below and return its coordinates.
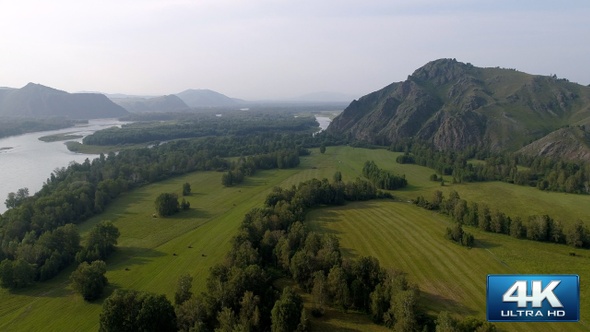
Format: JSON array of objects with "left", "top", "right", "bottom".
[
  {"left": 307, "top": 201, "right": 590, "bottom": 331},
  {"left": 1, "top": 145, "right": 589, "bottom": 331}
]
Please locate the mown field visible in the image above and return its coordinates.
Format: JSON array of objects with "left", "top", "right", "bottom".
[
  {"left": 1, "top": 145, "right": 589, "bottom": 331},
  {"left": 307, "top": 201, "right": 590, "bottom": 331}
]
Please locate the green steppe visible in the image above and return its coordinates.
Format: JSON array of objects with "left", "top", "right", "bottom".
[{"left": 1, "top": 146, "right": 588, "bottom": 331}]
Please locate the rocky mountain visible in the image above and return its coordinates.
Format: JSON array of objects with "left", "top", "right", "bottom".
[
  {"left": 176, "top": 89, "right": 241, "bottom": 108},
  {"left": 0, "top": 83, "right": 128, "bottom": 119},
  {"left": 518, "top": 126, "right": 590, "bottom": 161},
  {"left": 327, "top": 59, "right": 590, "bottom": 160},
  {"left": 111, "top": 95, "right": 189, "bottom": 113}
]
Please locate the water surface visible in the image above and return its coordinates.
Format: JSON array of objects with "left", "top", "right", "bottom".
[{"left": 0, "top": 119, "right": 127, "bottom": 213}]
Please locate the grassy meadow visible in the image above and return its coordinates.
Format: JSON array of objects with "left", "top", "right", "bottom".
[
  {"left": 307, "top": 201, "right": 589, "bottom": 332},
  {"left": 1, "top": 145, "right": 589, "bottom": 331}
]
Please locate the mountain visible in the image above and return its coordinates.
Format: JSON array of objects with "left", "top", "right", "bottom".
[
  {"left": 327, "top": 59, "right": 590, "bottom": 160},
  {"left": 176, "top": 89, "right": 241, "bottom": 108},
  {"left": 0, "top": 83, "right": 128, "bottom": 119},
  {"left": 111, "top": 95, "right": 189, "bottom": 113}
]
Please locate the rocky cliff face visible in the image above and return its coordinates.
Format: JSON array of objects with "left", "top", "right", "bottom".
[{"left": 328, "top": 59, "right": 590, "bottom": 160}]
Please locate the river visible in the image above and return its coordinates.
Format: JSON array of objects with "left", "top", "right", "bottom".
[
  {"left": 0, "top": 119, "right": 127, "bottom": 213},
  {"left": 315, "top": 116, "right": 332, "bottom": 132}
]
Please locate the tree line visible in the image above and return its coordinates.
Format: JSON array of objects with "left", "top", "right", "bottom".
[
  {"left": 362, "top": 160, "right": 408, "bottom": 190},
  {"left": 414, "top": 190, "right": 590, "bottom": 249},
  {"left": 393, "top": 141, "right": 590, "bottom": 195},
  {"left": 222, "top": 149, "right": 303, "bottom": 187}
]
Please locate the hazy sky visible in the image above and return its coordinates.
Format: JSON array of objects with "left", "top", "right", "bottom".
[{"left": 1, "top": 0, "right": 589, "bottom": 100}]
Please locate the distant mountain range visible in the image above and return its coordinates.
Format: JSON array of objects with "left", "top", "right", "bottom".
[
  {"left": 0, "top": 82, "right": 354, "bottom": 117},
  {"left": 110, "top": 95, "right": 189, "bottom": 113},
  {"left": 327, "top": 58, "right": 590, "bottom": 161},
  {"left": 176, "top": 89, "right": 242, "bottom": 108},
  {"left": 0, "top": 83, "right": 128, "bottom": 119}
]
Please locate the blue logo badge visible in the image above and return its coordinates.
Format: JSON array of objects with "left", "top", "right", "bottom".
[{"left": 487, "top": 275, "right": 579, "bottom": 322}]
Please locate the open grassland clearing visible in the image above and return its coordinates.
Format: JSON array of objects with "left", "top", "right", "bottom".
[
  {"left": 306, "top": 200, "right": 590, "bottom": 332},
  {"left": 422, "top": 181, "right": 590, "bottom": 227},
  {"left": 293, "top": 146, "right": 590, "bottom": 228}
]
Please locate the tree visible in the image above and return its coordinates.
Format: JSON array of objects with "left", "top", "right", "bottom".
[
  {"left": 176, "top": 295, "right": 208, "bottom": 332},
  {"left": 435, "top": 311, "right": 458, "bottom": 332},
  {"left": 319, "top": 144, "right": 326, "bottom": 154},
  {"left": 175, "top": 274, "right": 193, "bottom": 305},
  {"left": 311, "top": 271, "right": 327, "bottom": 315},
  {"left": 391, "top": 289, "right": 419, "bottom": 332},
  {"left": 297, "top": 308, "right": 309, "bottom": 332},
  {"left": 4, "top": 192, "right": 16, "bottom": 209},
  {"left": 0, "top": 259, "right": 35, "bottom": 289},
  {"left": 567, "top": 220, "right": 589, "bottom": 248},
  {"left": 238, "top": 291, "right": 261, "bottom": 331},
  {"left": 4, "top": 187, "right": 29, "bottom": 209},
  {"left": 271, "top": 287, "right": 303, "bottom": 332},
  {"left": 77, "top": 221, "right": 120, "bottom": 263},
  {"left": 99, "top": 289, "right": 176, "bottom": 332},
  {"left": 182, "top": 182, "right": 191, "bottom": 196},
  {"left": 70, "top": 260, "right": 108, "bottom": 301},
  {"left": 155, "top": 193, "right": 180, "bottom": 217},
  {"left": 327, "top": 266, "right": 350, "bottom": 309},
  {"left": 216, "top": 307, "right": 238, "bottom": 332},
  {"left": 180, "top": 198, "right": 191, "bottom": 211},
  {"left": 333, "top": 171, "right": 342, "bottom": 183}
]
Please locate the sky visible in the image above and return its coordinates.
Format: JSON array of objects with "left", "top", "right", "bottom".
[{"left": 1, "top": 0, "right": 589, "bottom": 100}]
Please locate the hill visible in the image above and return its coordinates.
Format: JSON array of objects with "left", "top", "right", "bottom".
[
  {"left": 327, "top": 59, "right": 590, "bottom": 160},
  {"left": 111, "top": 94, "right": 189, "bottom": 113},
  {"left": 176, "top": 89, "right": 241, "bottom": 108},
  {"left": 0, "top": 83, "right": 128, "bottom": 119}
]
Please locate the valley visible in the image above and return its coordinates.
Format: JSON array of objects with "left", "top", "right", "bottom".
[{"left": 1, "top": 146, "right": 588, "bottom": 331}]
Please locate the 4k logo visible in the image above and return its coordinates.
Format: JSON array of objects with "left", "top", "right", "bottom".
[
  {"left": 487, "top": 275, "right": 579, "bottom": 322},
  {"left": 503, "top": 280, "right": 562, "bottom": 307}
]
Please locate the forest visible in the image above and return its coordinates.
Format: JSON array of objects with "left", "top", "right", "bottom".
[
  {"left": 392, "top": 141, "right": 590, "bottom": 195},
  {"left": 82, "top": 111, "right": 320, "bottom": 146},
  {"left": 0, "top": 117, "right": 81, "bottom": 139},
  {"left": 0, "top": 112, "right": 320, "bottom": 289}
]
